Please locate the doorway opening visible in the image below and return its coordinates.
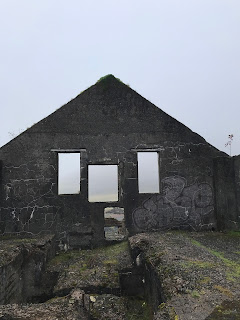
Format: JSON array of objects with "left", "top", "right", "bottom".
[{"left": 104, "top": 207, "right": 127, "bottom": 241}]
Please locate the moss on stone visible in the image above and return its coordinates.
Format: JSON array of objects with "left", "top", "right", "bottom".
[
  {"left": 48, "top": 251, "right": 81, "bottom": 266},
  {"left": 191, "top": 290, "right": 201, "bottom": 299},
  {"left": 189, "top": 238, "right": 240, "bottom": 281},
  {"left": 206, "top": 300, "right": 240, "bottom": 319},
  {"left": 181, "top": 259, "right": 215, "bottom": 269},
  {"left": 226, "top": 231, "right": 240, "bottom": 237},
  {"left": 103, "top": 259, "right": 118, "bottom": 266},
  {"left": 198, "top": 276, "right": 211, "bottom": 284},
  {"left": 213, "top": 285, "right": 233, "bottom": 298},
  {"left": 96, "top": 74, "right": 130, "bottom": 88},
  {"left": 125, "top": 296, "right": 153, "bottom": 320}
]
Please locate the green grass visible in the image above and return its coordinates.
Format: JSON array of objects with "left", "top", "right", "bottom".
[
  {"left": 213, "top": 285, "right": 233, "bottom": 298},
  {"left": 96, "top": 241, "right": 128, "bottom": 256},
  {"left": 48, "top": 241, "right": 129, "bottom": 290},
  {"left": 0, "top": 236, "right": 34, "bottom": 243},
  {"left": 49, "top": 241, "right": 128, "bottom": 267},
  {"left": 181, "top": 259, "right": 215, "bottom": 269},
  {"left": 48, "top": 251, "right": 82, "bottom": 266},
  {"left": 103, "top": 259, "right": 118, "bottom": 266},
  {"left": 190, "top": 239, "right": 205, "bottom": 248},
  {"left": 198, "top": 276, "right": 211, "bottom": 284},
  {"left": 191, "top": 290, "right": 201, "bottom": 298},
  {"left": 189, "top": 239, "right": 240, "bottom": 281},
  {"left": 226, "top": 231, "right": 240, "bottom": 237}
]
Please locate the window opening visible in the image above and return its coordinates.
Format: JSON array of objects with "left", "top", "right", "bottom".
[
  {"left": 137, "top": 152, "right": 159, "bottom": 193},
  {"left": 88, "top": 165, "right": 118, "bottom": 202},
  {"left": 58, "top": 153, "right": 80, "bottom": 195},
  {"left": 104, "top": 207, "right": 126, "bottom": 241}
]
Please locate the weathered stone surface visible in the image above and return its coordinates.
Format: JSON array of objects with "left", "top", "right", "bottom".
[
  {"left": 213, "top": 155, "right": 240, "bottom": 230},
  {"left": 0, "top": 289, "right": 89, "bottom": 320},
  {"left": 206, "top": 300, "right": 240, "bottom": 319},
  {"left": 0, "top": 231, "right": 239, "bottom": 319},
  {"left": 0, "top": 239, "right": 151, "bottom": 320},
  {"left": 0, "top": 234, "right": 56, "bottom": 305},
  {"left": 129, "top": 231, "right": 240, "bottom": 320},
  {"left": 0, "top": 75, "right": 233, "bottom": 249},
  {"left": 47, "top": 241, "right": 133, "bottom": 296}
]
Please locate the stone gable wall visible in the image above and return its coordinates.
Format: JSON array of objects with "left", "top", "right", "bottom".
[{"left": 0, "top": 77, "right": 235, "bottom": 248}]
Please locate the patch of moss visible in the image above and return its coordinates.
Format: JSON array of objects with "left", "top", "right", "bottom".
[
  {"left": 208, "top": 249, "right": 240, "bottom": 280},
  {"left": 189, "top": 239, "right": 240, "bottom": 281},
  {"left": 213, "top": 285, "right": 233, "bottom": 298},
  {"left": 191, "top": 290, "right": 201, "bottom": 298},
  {"left": 97, "top": 241, "right": 128, "bottom": 256},
  {"left": 198, "top": 276, "right": 211, "bottom": 284},
  {"left": 103, "top": 259, "right": 118, "bottom": 266},
  {"left": 0, "top": 236, "right": 34, "bottom": 243},
  {"left": 181, "top": 259, "right": 215, "bottom": 269},
  {"left": 96, "top": 74, "right": 130, "bottom": 87},
  {"left": 206, "top": 300, "right": 240, "bottom": 319},
  {"left": 125, "top": 297, "right": 153, "bottom": 320},
  {"left": 190, "top": 239, "right": 205, "bottom": 249},
  {"left": 97, "top": 74, "right": 116, "bottom": 82},
  {"left": 146, "top": 251, "right": 165, "bottom": 265},
  {"left": 157, "top": 304, "right": 179, "bottom": 320},
  {"left": 226, "top": 231, "right": 240, "bottom": 237},
  {"left": 48, "top": 251, "right": 82, "bottom": 266},
  {"left": 85, "top": 254, "right": 101, "bottom": 268},
  {"left": 158, "top": 302, "right": 166, "bottom": 310},
  {"left": 80, "top": 263, "right": 88, "bottom": 271}
]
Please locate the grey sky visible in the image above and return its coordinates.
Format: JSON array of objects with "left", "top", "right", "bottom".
[
  {"left": 1, "top": 0, "right": 240, "bottom": 156},
  {"left": 88, "top": 165, "right": 118, "bottom": 202}
]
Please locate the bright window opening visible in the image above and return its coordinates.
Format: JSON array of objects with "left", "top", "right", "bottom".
[
  {"left": 58, "top": 153, "right": 80, "bottom": 195},
  {"left": 88, "top": 165, "right": 118, "bottom": 202},
  {"left": 138, "top": 152, "right": 159, "bottom": 193}
]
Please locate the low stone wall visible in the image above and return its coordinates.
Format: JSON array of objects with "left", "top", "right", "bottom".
[
  {"left": 213, "top": 155, "right": 240, "bottom": 230},
  {"left": 0, "top": 234, "right": 56, "bottom": 305}
]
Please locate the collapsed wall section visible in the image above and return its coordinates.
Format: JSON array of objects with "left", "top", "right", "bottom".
[{"left": 0, "top": 235, "right": 56, "bottom": 305}]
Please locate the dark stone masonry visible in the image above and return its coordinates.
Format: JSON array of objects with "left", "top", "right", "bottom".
[
  {"left": 0, "top": 75, "right": 240, "bottom": 320},
  {"left": 0, "top": 234, "right": 56, "bottom": 305},
  {"left": 0, "top": 75, "right": 239, "bottom": 249}
]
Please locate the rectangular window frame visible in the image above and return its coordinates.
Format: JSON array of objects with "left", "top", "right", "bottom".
[
  {"left": 88, "top": 164, "right": 119, "bottom": 203},
  {"left": 137, "top": 151, "right": 160, "bottom": 194},
  {"left": 57, "top": 151, "right": 81, "bottom": 195}
]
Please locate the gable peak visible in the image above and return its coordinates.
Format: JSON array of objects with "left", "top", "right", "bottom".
[{"left": 96, "top": 74, "right": 128, "bottom": 87}]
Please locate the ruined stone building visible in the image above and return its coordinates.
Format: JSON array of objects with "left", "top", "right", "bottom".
[{"left": 0, "top": 75, "right": 239, "bottom": 248}]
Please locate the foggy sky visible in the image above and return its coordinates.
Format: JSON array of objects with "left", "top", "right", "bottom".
[{"left": 1, "top": 0, "right": 240, "bottom": 157}]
